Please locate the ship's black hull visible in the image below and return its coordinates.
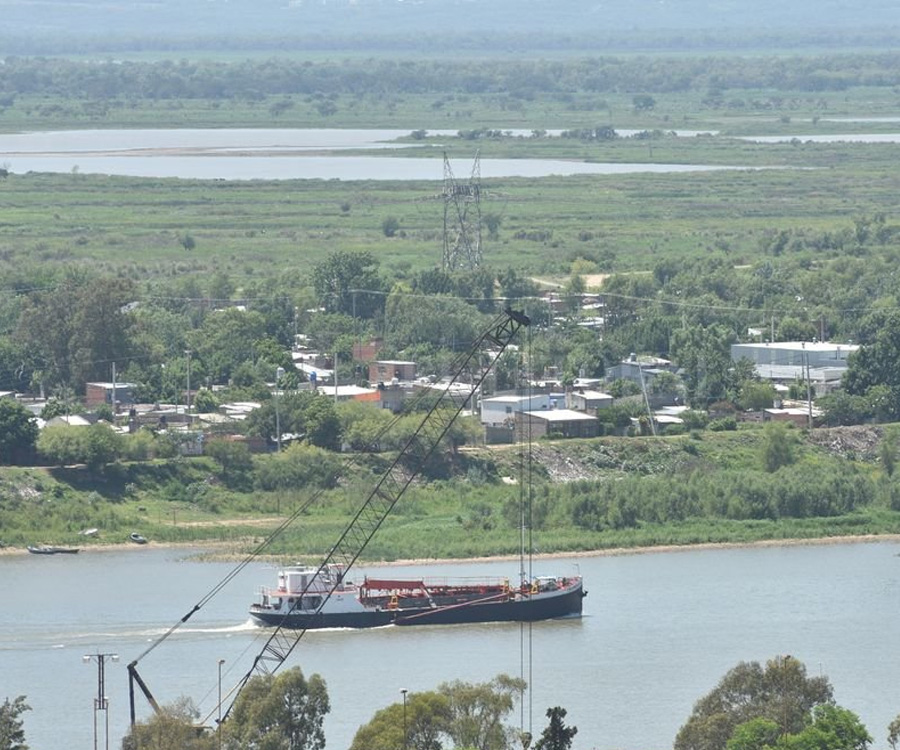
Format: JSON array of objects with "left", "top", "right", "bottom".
[{"left": 249, "top": 582, "right": 585, "bottom": 630}]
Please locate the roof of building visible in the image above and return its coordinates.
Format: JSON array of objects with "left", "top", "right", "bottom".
[
  {"left": 523, "top": 409, "right": 598, "bottom": 422},
  {"left": 46, "top": 415, "right": 92, "bottom": 427},
  {"left": 294, "top": 362, "right": 334, "bottom": 381},
  {"left": 652, "top": 414, "right": 684, "bottom": 425},
  {"left": 618, "top": 355, "right": 672, "bottom": 367},
  {"left": 482, "top": 394, "right": 549, "bottom": 405},
  {"left": 755, "top": 364, "right": 847, "bottom": 381},
  {"left": 765, "top": 407, "right": 821, "bottom": 417},
  {"left": 315, "top": 385, "right": 378, "bottom": 398},
  {"left": 734, "top": 341, "right": 859, "bottom": 353},
  {"left": 220, "top": 402, "right": 262, "bottom": 417},
  {"left": 572, "top": 390, "right": 613, "bottom": 400}
]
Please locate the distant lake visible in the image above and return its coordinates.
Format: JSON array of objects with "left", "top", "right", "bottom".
[{"left": 0, "top": 128, "right": 744, "bottom": 181}]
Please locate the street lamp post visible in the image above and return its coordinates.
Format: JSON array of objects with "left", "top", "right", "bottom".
[
  {"left": 400, "top": 688, "right": 408, "bottom": 750},
  {"left": 217, "top": 658, "right": 226, "bottom": 750},
  {"left": 83, "top": 652, "right": 118, "bottom": 750}
]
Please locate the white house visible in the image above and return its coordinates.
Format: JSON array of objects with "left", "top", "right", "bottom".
[
  {"left": 480, "top": 394, "right": 550, "bottom": 427},
  {"left": 568, "top": 389, "right": 614, "bottom": 413}
]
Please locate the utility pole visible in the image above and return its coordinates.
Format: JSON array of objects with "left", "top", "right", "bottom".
[
  {"left": 275, "top": 367, "right": 284, "bottom": 451},
  {"left": 400, "top": 688, "right": 409, "bottom": 750},
  {"left": 83, "top": 652, "right": 118, "bottom": 750},
  {"left": 185, "top": 349, "right": 192, "bottom": 419},
  {"left": 805, "top": 353, "right": 813, "bottom": 429},
  {"left": 217, "top": 658, "right": 226, "bottom": 750}
]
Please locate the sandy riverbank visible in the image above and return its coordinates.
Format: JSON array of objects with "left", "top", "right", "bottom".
[{"left": 3, "top": 532, "right": 899, "bottom": 562}]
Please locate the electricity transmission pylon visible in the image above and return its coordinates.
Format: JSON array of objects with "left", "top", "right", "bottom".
[{"left": 442, "top": 151, "right": 483, "bottom": 271}]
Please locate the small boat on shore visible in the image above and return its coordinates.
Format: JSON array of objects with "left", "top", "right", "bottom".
[
  {"left": 249, "top": 563, "right": 586, "bottom": 630},
  {"left": 129, "top": 532, "right": 148, "bottom": 545},
  {"left": 27, "top": 545, "right": 80, "bottom": 555}
]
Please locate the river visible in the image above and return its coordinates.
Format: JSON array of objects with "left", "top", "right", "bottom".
[
  {"left": 0, "top": 128, "right": 743, "bottom": 180},
  {"left": 1, "top": 540, "right": 898, "bottom": 750}
]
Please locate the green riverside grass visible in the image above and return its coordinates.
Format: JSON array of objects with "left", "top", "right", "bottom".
[{"left": 2, "top": 428, "right": 900, "bottom": 559}]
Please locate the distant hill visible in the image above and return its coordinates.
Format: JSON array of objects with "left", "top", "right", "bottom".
[{"left": 1, "top": 0, "right": 898, "bottom": 55}]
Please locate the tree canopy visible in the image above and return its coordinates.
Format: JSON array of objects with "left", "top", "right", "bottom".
[
  {"left": 312, "top": 250, "right": 385, "bottom": 319},
  {"left": 534, "top": 706, "right": 578, "bottom": 750},
  {"left": 675, "top": 657, "right": 834, "bottom": 750},
  {"left": 223, "top": 667, "right": 330, "bottom": 750},
  {"left": 0, "top": 696, "right": 30, "bottom": 750},
  {"left": 727, "top": 705, "right": 870, "bottom": 750},
  {"left": 350, "top": 674, "right": 525, "bottom": 750},
  {"left": 0, "top": 400, "right": 38, "bottom": 465},
  {"left": 122, "top": 698, "right": 214, "bottom": 750}
]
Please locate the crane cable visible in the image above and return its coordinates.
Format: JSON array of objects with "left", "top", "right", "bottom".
[
  {"left": 518, "top": 319, "right": 535, "bottom": 744},
  {"left": 129, "top": 310, "right": 518, "bottom": 670}
]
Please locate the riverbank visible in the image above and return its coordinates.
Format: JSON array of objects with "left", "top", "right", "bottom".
[{"left": 4, "top": 531, "right": 899, "bottom": 562}]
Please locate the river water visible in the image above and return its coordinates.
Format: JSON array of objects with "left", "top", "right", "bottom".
[
  {"left": 1, "top": 541, "right": 898, "bottom": 750},
  {"left": 0, "top": 128, "right": 742, "bottom": 180},
  {"left": 0, "top": 127, "right": 894, "bottom": 180}
]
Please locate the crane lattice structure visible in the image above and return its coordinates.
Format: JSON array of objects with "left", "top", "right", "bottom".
[
  {"left": 127, "top": 307, "right": 531, "bottom": 729},
  {"left": 442, "top": 151, "right": 483, "bottom": 271}
]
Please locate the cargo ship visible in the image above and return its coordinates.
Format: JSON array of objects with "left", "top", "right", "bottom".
[{"left": 249, "top": 563, "right": 585, "bottom": 629}]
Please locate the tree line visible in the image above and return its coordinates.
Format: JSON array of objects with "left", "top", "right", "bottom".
[
  {"left": 1, "top": 53, "right": 899, "bottom": 104},
  {"left": 4, "top": 656, "right": 899, "bottom": 750},
  {"left": 7, "top": 226, "right": 900, "bottom": 471}
]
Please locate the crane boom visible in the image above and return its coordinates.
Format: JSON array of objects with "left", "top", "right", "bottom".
[
  {"left": 223, "top": 307, "right": 529, "bottom": 719},
  {"left": 128, "top": 307, "right": 530, "bottom": 729}
]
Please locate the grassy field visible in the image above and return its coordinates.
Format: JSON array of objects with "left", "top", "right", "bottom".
[
  {"left": 2, "top": 132, "right": 899, "bottom": 287},
  {"left": 1, "top": 71, "right": 899, "bottom": 287}
]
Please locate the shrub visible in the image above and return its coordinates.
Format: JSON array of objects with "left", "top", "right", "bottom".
[
  {"left": 709, "top": 416, "right": 737, "bottom": 432},
  {"left": 382, "top": 216, "right": 400, "bottom": 237}
]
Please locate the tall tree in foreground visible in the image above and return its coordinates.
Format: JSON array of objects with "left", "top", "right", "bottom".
[
  {"left": 350, "top": 674, "right": 525, "bottom": 750},
  {"left": 348, "top": 691, "right": 451, "bottom": 750},
  {"left": 534, "top": 706, "right": 577, "bottom": 750},
  {"left": 121, "top": 698, "right": 214, "bottom": 750},
  {"left": 889, "top": 713, "right": 900, "bottom": 750},
  {"left": 0, "top": 696, "right": 30, "bottom": 750},
  {"left": 441, "top": 673, "right": 526, "bottom": 750},
  {"left": 223, "top": 667, "right": 329, "bottom": 750},
  {"left": 728, "top": 705, "right": 870, "bottom": 750},
  {"left": 675, "top": 656, "right": 833, "bottom": 750}
]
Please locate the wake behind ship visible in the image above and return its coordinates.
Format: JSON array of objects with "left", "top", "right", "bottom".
[{"left": 249, "top": 563, "right": 586, "bottom": 629}]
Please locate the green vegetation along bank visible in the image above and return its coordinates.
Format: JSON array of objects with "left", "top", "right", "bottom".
[{"left": 2, "top": 423, "right": 900, "bottom": 560}]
